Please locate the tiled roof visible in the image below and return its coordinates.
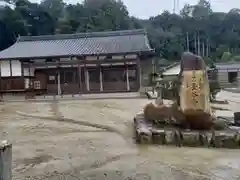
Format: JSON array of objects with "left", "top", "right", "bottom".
[
  {"left": 162, "top": 63, "right": 180, "bottom": 76},
  {"left": 162, "top": 62, "right": 211, "bottom": 76},
  {"left": 215, "top": 62, "right": 240, "bottom": 69},
  {"left": 0, "top": 29, "right": 153, "bottom": 60}
]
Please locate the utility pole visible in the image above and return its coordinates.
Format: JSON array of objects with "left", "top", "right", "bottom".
[
  {"left": 186, "top": 32, "right": 189, "bottom": 52},
  {"left": 197, "top": 31, "right": 200, "bottom": 55},
  {"left": 176, "top": 0, "right": 179, "bottom": 14},
  {"left": 206, "top": 38, "right": 209, "bottom": 57},
  {"left": 173, "top": 0, "right": 176, "bottom": 13},
  {"left": 202, "top": 40, "right": 205, "bottom": 57},
  {"left": 173, "top": 0, "right": 180, "bottom": 14},
  {"left": 194, "top": 32, "right": 197, "bottom": 54}
]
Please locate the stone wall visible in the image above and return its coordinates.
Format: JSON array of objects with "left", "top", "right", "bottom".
[{"left": 134, "top": 114, "right": 240, "bottom": 148}]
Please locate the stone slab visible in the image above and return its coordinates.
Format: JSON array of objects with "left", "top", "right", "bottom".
[{"left": 134, "top": 115, "right": 240, "bottom": 148}]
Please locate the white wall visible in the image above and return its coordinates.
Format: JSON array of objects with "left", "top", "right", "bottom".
[
  {"left": 23, "top": 67, "right": 35, "bottom": 76},
  {"left": 0, "top": 60, "right": 35, "bottom": 77},
  {"left": 25, "top": 78, "right": 29, "bottom": 89},
  {"left": 11, "top": 60, "right": 22, "bottom": 76},
  {"left": 0, "top": 60, "right": 11, "bottom": 77},
  {"left": 0, "top": 60, "right": 22, "bottom": 77}
]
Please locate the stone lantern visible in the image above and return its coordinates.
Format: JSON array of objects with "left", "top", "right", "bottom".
[
  {"left": 155, "top": 77, "right": 163, "bottom": 105},
  {"left": 237, "top": 76, "right": 240, "bottom": 89}
]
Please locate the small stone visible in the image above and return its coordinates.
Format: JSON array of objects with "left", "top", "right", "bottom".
[
  {"left": 180, "top": 131, "right": 201, "bottom": 147},
  {"left": 211, "top": 131, "right": 240, "bottom": 148},
  {"left": 135, "top": 112, "right": 144, "bottom": 119},
  {"left": 165, "top": 130, "right": 181, "bottom": 146},
  {"left": 174, "top": 131, "right": 182, "bottom": 147},
  {"left": 222, "top": 133, "right": 240, "bottom": 148},
  {"left": 199, "top": 132, "right": 212, "bottom": 146},
  {"left": 152, "top": 129, "right": 166, "bottom": 144},
  {"left": 136, "top": 133, "right": 152, "bottom": 144}
]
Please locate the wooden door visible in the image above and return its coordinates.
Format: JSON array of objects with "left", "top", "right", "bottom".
[{"left": 60, "top": 68, "right": 79, "bottom": 94}]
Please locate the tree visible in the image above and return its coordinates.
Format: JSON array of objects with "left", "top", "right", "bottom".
[
  {"left": 40, "top": 0, "right": 65, "bottom": 20},
  {"left": 0, "top": 0, "right": 240, "bottom": 62},
  {"left": 232, "top": 55, "right": 240, "bottom": 61},
  {"left": 221, "top": 52, "right": 232, "bottom": 62}
]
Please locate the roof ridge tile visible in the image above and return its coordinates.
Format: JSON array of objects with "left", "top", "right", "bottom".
[{"left": 19, "top": 29, "right": 146, "bottom": 42}]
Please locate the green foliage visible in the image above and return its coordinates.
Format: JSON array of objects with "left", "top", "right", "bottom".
[
  {"left": 0, "top": 0, "right": 240, "bottom": 61},
  {"left": 221, "top": 52, "right": 232, "bottom": 62},
  {"left": 204, "top": 57, "right": 213, "bottom": 65},
  {"left": 231, "top": 55, "right": 240, "bottom": 61}
]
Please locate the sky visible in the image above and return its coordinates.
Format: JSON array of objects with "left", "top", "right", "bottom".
[
  {"left": 121, "top": 0, "right": 239, "bottom": 19},
  {"left": 3, "top": 0, "right": 239, "bottom": 19}
]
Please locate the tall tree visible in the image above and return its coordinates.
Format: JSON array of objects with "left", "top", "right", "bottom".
[{"left": 0, "top": 0, "right": 240, "bottom": 63}]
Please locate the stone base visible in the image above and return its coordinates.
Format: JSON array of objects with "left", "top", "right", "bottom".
[{"left": 133, "top": 113, "right": 240, "bottom": 148}]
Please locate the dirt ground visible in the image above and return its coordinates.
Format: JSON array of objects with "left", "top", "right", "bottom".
[{"left": 1, "top": 93, "right": 240, "bottom": 180}]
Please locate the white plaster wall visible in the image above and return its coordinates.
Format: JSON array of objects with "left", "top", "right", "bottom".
[
  {"left": 25, "top": 78, "right": 29, "bottom": 89},
  {"left": 11, "top": 60, "right": 22, "bottom": 76},
  {"left": 86, "top": 56, "right": 98, "bottom": 60},
  {"left": 0, "top": 60, "right": 11, "bottom": 77},
  {"left": 125, "top": 54, "right": 137, "bottom": 59},
  {"left": 24, "top": 78, "right": 33, "bottom": 89},
  {"left": 0, "top": 60, "right": 35, "bottom": 77},
  {"left": 23, "top": 67, "right": 35, "bottom": 76},
  {"left": 60, "top": 57, "right": 70, "bottom": 61},
  {"left": 99, "top": 56, "right": 106, "bottom": 60},
  {"left": 112, "top": 55, "right": 124, "bottom": 59}
]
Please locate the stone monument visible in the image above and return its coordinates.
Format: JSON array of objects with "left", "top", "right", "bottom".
[{"left": 133, "top": 52, "right": 240, "bottom": 148}]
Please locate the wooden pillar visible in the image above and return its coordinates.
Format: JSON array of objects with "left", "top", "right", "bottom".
[
  {"left": 137, "top": 58, "right": 142, "bottom": 88},
  {"left": 77, "top": 60, "right": 82, "bottom": 93},
  {"left": 0, "top": 140, "right": 12, "bottom": 180},
  {"left": 9, "top": 60, "right": 12, "bottom": 77},
  {"left": 21, "top": 61, "right": 24, "bottom": 88},
  {"left": 25, "top": 62, "right": 32, "bottom": 99},
  {"left": 57, "top": 70, "right": 61, "bottom": 95},
  {"left": 99, "top": 66, "right": 103, "bottom": 92},
  {"left": 56, "top": 60, "right": 61, "bottom": 95},
  {"left": 85, "top": 66, "right": 89, "bottom": 91},
  {"left": 126, "top": 63, "right": 130, "bottom": 91},
  {"left": 9, "top": 60, "right": 12, "bottom": 93},
  {"left": 0, "top": 61, "right": 2, "bottom": 101},
  {"left": 28, "top": 63, "right": 32, "bottom": 91}
]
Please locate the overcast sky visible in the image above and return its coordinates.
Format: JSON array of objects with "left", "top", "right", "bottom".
[{"left": 26, "top": 0, "right": 240, "bottom": 19}]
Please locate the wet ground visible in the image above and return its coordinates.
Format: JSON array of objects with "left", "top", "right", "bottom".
[{"left": 1, "top": 91, "right": 240, "bottom": 180}]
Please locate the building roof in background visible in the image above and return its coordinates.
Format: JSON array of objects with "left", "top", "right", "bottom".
[
  {"left": 162, "top": 62, "right": 210, "bottom": 76},
  {"left": 215, "top": 61, "right": 240, "bottom": 69},
  {"left": 158, "top": 59, "right": 172, "bottom": 66},
  {"left": 162, "top": 62, "right": 180, "bottom": 76},
  {"left": 0, "top": 29, "right": 153, "bottom": 60}
]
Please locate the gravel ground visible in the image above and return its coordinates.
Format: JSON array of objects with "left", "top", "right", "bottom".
[{"left": 1, "top": 92, "right": 240, "bottom": 180}]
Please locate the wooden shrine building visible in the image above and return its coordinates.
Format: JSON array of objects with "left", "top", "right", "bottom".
[{"left": 0, "top": 29, "right": 153, "bottom": 96}]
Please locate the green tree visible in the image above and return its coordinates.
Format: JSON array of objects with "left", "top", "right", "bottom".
[
  {"left": 1, "top": 0, "right": 240, "bottom": 63},
  {"left": 232, "top": 55, "right": 240, "bottom": 61},
  {"left": 221, "top": 52, "right": 232, "bottom": 62}
]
